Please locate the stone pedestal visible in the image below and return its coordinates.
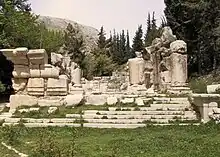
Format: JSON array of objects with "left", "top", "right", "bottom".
[
  {"left": 27, "top": 78, "right": 45, "bottom": 96},
  {"left": 170, "top": 53, "right": 187, "bottom": 86},
  {"left": 128, "top": 58, "right": 145, "bottom": 85},
  {"left": 47, "top": 75, "right": 68, "bottom": 96},
  {"left": 71, "top": 68, "right": 81, "bottom": 86}
]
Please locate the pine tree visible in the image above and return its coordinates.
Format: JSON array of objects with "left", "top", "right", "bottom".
[
  {"left": 132, "top": 25, "right": 144, "bottom": 54},
  {"left": 120, "top": 30, "right": 126, "bottom": 62},
  {"left": 144, "top": 13, "right": 152, "bottom": 46},
  {"left": 63, "top": 23, "right": 85, "bottom": 67},
  {"left": 126, "top": 30, "right": 132, "bottom": 59},
  {"left": 97, "top": 26, "right": 106, "bottom": 49}
]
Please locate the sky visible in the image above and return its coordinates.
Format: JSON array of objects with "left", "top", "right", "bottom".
[{"left": 29, "top": 0, "right": 165, "bottom": 39}]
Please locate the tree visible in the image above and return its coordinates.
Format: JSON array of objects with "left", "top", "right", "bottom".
[
  {"left": 144, "top": 12, "right": 161, "bottom": 47},
  {"left": 0, "top": 0, "right": 40, "bottom": 48},
  {"left": 63, "top": 23, "right": 85, "bottom": 67},
  {"left": 86, "top": 26, "right": 116, "bottom": 77},
  {"left": 126, "top": 30, "right": 132, "bottom": 59},
  {"left": 164, "top": 0, "right": 220, "bottom": 75},
  {"left": 132, "top": 25, "right": 144, "bottom": 54},
  {"left": 144, "top": 13, "right": 152, "bottom": 46},
  {"left": 97, "top": 26, "right": 106, "bottom": 49}
]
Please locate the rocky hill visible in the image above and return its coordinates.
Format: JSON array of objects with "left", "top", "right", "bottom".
[{"left": 38, "top": 16, "right": 99, "bottom": 53}]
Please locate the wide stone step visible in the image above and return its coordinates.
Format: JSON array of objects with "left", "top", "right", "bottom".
[
  {"left": 83, "top": 110, "right": 185, "bottom": 115},
  {"left": 153, "top": 101, "right": 190, "bottom": 104},
  {"left": 108, "top": 106, "right": 191, "bottom": 111},
  {"left": 5, "top": 118, "right": 79, "bottom": 123},
  {"left": 153, "top": 97, "right": 189, "bottom": 101},
  {"left": 83, "top": 114, "right": 186, "bottom": 120},
  {"left": 3, "top": 123, "right": 81, "bottom": 127},
  {"left": 83, "top": 118, "right": 197, "bottom": 124},
  {"left": 83, "top": 123, "right": 146, "bottom": 129},
  {"left": 84, "top": 119, "right": 146, "bottom": 124}
]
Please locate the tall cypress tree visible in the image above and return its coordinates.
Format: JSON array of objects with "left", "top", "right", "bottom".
[
  {"left": 144, "top": 13, "right": 152, "bottom": 46},
  {"left": 120, "top": 30, "right": 126, "bottom": 61},
  {"left": 126, "top": 30, "right": 132, "bottom": 59},
  {"left": 97, "top": 26, "right": 106, "bottom": 49},
  {"left": 132, "top": 25, "right": 144, "bottom": 54}
]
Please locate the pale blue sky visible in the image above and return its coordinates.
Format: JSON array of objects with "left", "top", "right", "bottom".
[{"left": 30, "top": 0, "right": 165, "bottom": 38}]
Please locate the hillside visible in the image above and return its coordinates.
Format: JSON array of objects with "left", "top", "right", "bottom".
[{"left": 38, "top": 16, "right": 99, "bottom": 53}]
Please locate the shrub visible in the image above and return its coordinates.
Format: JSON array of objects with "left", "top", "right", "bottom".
[
  {"left": 0, "top": 81, "right": 5, "bottom": 93},
  {"left": 189, "top": 78, "right": 207, "bottom": 93}
]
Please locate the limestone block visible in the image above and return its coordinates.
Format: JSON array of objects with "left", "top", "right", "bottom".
[
  {"left": 0, "top": 49, "right": 15, "bottom": 61},
  {"left": 14, "top": 47, "right": 28, "bottom": 56},
  {"left": 135, "top": 98, "right": 145, "bottom": 106},
  {"left": 170, "top": 40, "right": 187, "bottom": 54},
  {"left": 161, "top": 71, "right": 171, "bottom": 83},
  {"left": 207, "top": 84, "right": 220, "bottom": 94},
  {"left": 213, "top": 108, "right": 220, "bottom": 114},
  {"left": 107, "top": 97, "right": 118, "bottom": 105},
  {"left": 10, "top": 95, "right": 38, "bottom": 109},
  {"left": 121, "top": 98, "right": 134, "bottom": 104},
  {"left": 86, "top": 94, "right": 107, "bottom": 105},
  {"left": 12, "top": 78, "right": 28, "bottom": 93},
  {"left": 40, "top": 64, "right": 59, "bottom": 78},
  {"left": 27, "top": 78, "right": 45, "bottom": 96},
  {"left": 128, "top": 57, "right": 145, "bottom": 85},
  {"left": 161, "top": 27, "right": 177, "bottom": 45},
  {"left": 65, "top": 94, "right": 84, "bottom": 106},
  {"left": 69, "top": 86, "right": 84, "bottom": 94},
  {"left": 47, "top": 75, "right": 68, "bottom": 96},
  {"left": 170, "top": 53, "right": 187, "bottom": 86},
  {"left": 38, "top": 99, "right": 63, "bottom": 106},
  {"left": 51, "top": 52, "right": 63, "bottom": 65},
  {"left": 2, "top": 48, "right": 29, "bottom": 65},
  {"left": 13, "top": 65, "right": 30, "bottom": 78},
  {"left": 48, "top": 107, "right": 58, "bottom": 114},
  {"left": 27, "top": 49, "right": 48, "bottom": 65},
  {"left": 30, "top": 65, "right": 41, "bottom": 78},
  {"left": 70, "top": 62, "right": 81, "bottom": 85}
]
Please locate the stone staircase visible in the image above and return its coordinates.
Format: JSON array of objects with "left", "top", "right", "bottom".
[
  {"left": 0, "top": 95, "right": 199, "bottom": 128},
  {"left": 77, "top": 97, "right": 197, "bottom": 128}
]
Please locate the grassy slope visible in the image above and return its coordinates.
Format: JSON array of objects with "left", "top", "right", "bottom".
[{"left": 1, "top": 123, "right": 220, "bottom": 157}]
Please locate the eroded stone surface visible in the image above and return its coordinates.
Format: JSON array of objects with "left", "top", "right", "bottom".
[
  {"left": 28, "top": 49, "right": 48, "bottom": 65},
  {"left": 86, "top": 94, "right": 107, "bottom": 105},
  {"left": 65, "top": 94, "right": 84, "bottom": 106},
  {"left": 27, "top": 78, "right": 45, "bottom": 96},
  {"left": 47, "top": 75, "right": 68, "bottom": 96},
  {"left": 107, "top": 97, "right": 118, "bottom": 105},
  {"left": 13, "top": 65, "right": 30, "bottom": 78},
  {"left": 10, "top": 95, "right": 38, "bottom": 109},
  {"left": 207, "top": 84, "right": 220, "bottom": 94}
]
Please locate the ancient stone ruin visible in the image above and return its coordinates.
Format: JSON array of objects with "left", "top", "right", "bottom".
[{"left": 0, "top": 27, "right": 191, "bottom": 109}]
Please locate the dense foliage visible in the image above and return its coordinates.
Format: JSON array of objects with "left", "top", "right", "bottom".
[
  {"left": 63, "top": 23, "right": 85, "bottom": 67},
  {"left": 164, "top": 0, "right": 220, "bottom": 76},
  {"left": 0, "top": 0, "right": 64, "bottom": 94}
]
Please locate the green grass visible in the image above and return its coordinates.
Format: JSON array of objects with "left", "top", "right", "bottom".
[
  {"left": 1, "top": 122, "right": 220, "bottom": 157},
  {"left": 12, "top": 105, "right": 110, "bottom": 119},
  {"left": 12, "top": 103, "right": 152, "bottom": 119},
  {"left": 0, "top": 144, "right": 18, "bottom": 157}
]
